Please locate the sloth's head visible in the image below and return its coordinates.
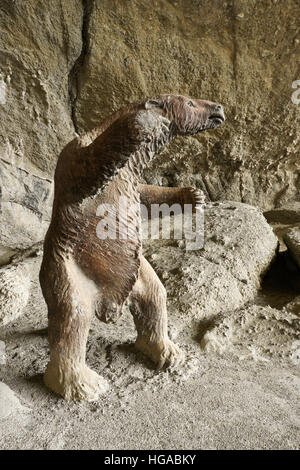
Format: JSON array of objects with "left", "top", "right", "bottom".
[{"left": 144, "top": 94, "right": 225, "bottom": 136}]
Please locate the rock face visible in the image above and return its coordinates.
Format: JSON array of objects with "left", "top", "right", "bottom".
[
  {"left": 0, "top": 0, "right": 82, "bottom": 257},
  {"left": 0, "top": 0, "right": 299, "bottom": 261},
  {"left": 143, "top": 201, "right": 278, "bottom": 327},
  {"left": 0, "top": 162, "right": 53, "bottom": 251},
  {"left": 74, "top": 0, "right": 300, "bottom": 211}
]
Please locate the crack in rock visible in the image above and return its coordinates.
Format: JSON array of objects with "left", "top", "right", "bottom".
[{"left": 68, "top": 0, "right": 94, "bottom": 134}]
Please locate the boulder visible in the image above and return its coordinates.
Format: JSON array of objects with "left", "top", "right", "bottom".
[
  {"left": 0, "top": 382, "right": 30, "bottom": 420},
  {"left": 143, "top": 201, "right": 278, "bottom": 327},
  {"left": 283, "top": 227, "right": 300, "bottom": 270},
  {"left": 200, "top": 304, "right": 300, "bottom": 364},
  {"left": 0, "top": 255, "right": 40, "bottom": 327}
]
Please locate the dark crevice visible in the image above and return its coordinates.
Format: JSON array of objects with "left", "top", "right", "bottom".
[
  {"left": 68, "top": 0, "right": 94, "bottom": 134},
  {"left": 105, "top": 344, "right": 114, "bottom": 369},
  {"left": 230, "top": 0, "right": 239, "bottom": 113},
  {"left": 0, "top": 241, "right": 43, "bottom": 268},
  {"left": 255, "top": 251, "right": 300, "bottom": 309}
]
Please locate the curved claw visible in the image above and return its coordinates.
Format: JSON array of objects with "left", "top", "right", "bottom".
[
  {"left": 192, "top": 189, "right": 206, "bottom": 206},
  {"left": 184, "top": 187, "right": 206, "bottom": 209},
  {"left": 135, "top": 337, "right": 185, "bottom": 370},
  {"left": 156, "top": 340, "right": 185, "bottom": 370}
]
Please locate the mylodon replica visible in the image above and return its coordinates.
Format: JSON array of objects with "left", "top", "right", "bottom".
[{"left": 40, "top": 94, "right": 225, "bottom": 401}]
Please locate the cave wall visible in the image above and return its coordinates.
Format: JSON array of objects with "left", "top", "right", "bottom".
[
  {"left": 0, "top": 0, "right": 83, "bottom": 260},
  {"left": 0, "top": 0, "right": 299, "bottom": 260}
]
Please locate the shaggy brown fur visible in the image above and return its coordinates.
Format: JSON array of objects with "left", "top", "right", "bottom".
[{"left": 40, "top": 94, "right": 225, "bottom": 401}]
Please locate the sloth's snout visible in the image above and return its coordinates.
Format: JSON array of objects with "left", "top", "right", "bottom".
[{"left": 208, "top": 104, "right": 225, "bottom": 126}]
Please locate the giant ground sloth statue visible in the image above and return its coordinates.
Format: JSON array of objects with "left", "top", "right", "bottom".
[{"left": 40, "top": 94, "right": 225, "bottom": 401}]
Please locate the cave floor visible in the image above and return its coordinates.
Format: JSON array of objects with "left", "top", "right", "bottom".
[
  {"left": 1, "top": 354, "right": 300, "bottom": 450},
  {"left": 0, "top": 300, "right": 300, "bottom": 450}
]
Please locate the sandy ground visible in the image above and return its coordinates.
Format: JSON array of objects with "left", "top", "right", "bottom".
[{"left": 1, "top": 286, "right": 300, "bottom": 449}]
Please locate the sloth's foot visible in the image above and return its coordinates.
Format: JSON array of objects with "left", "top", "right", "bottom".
[
  {"left": 44, "top": 362, "right": 109, "bottom": 402},
  {"left": 135, "top": 337, "right": 185, "bottom": 369}
]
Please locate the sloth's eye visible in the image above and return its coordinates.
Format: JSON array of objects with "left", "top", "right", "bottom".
[{"left": 187, "top": 100, "right": 196, "bottom": 108}]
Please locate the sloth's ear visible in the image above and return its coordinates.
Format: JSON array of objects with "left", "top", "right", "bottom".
[{"left": 145, "top": 99, "right": 164, "bottom": 110}]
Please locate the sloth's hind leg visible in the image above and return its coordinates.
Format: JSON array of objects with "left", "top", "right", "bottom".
[
  {"left": 40, "top": 256, "right": 109, "bottom": 401},
  {"left": 128, "top": 256, "right": 185, "bottom": 368}
]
